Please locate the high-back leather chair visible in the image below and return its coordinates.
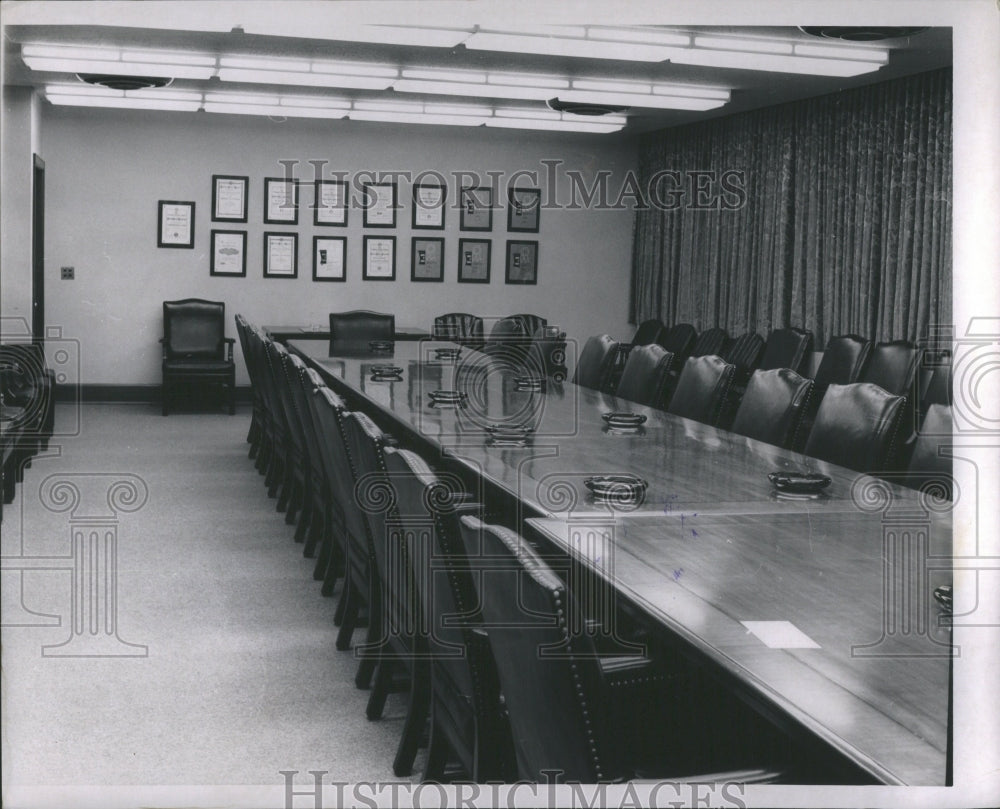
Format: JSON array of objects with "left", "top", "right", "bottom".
[
  {"left": 691, "top": 327, "right": 730, "bottom": 358},
  {"left": 667, "top": 355, "right": 735, "bottom": 426},
  {"left": 859, "top": 340, "right": 921, "bottom": 398},
  {"left": 615, "top": 344, "right": 674, "bottom": 408},
  {"left": 804, "top": 382, "right": 904, "bottom": 473},
  {"left": 657, "top": 323, "right": 697, "bottom": 370},
  {"left": 572, "top": 334, "right": 619, "bottom": 392},
  {"left": 730, "top": 369, "right": 813, "bottom": 450},
  {"left": 813, "top": 335, "right": 872, "bottom": 389},
  {"left": 161, "top": 298, "right": 235, "bottom": 415},
  {"left": 629, "top": 319, "right": 665, "bottom": 348},
  {"left": 384, "top": 448, "right": 512, "bottom": 782},
  {"left": 906, "top": 404, "right": 953, "bottom": 497},
  {"left": 329, "top": 310, "right": 395, "bottom": 342},
  {"left": 759, "top": 327, "right": 813, "bottom": 374},
  {"left": 507, "top": 313, "right": 547, "bottom": 340},
  {"left": 723, "top": 332, "right": 765, "bottom": 386},
  {"left": 433, "top": 313, "right": 484, "bottom": 349}
]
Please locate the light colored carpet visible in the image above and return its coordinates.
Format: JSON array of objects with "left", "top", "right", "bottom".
[{"left": 1, "top": 403, "right": 421, "bottom": 790}]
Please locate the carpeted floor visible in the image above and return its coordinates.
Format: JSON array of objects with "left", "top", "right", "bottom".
[{"left": 1, "top": 403, "right": 421, "bottom": 789}]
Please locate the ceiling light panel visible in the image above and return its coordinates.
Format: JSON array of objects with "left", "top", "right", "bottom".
[
  {"left": 23, "top": 43, "right": 216, "bottom": 79},
  {"left": 466, "top": 32, "right": 676, "bottom": 62},
  {"left": 670, "top": 48, "right": 884, "bottom": 76},
  {"left": 587, "top": 27, "right": 691, "bottom": 46}
]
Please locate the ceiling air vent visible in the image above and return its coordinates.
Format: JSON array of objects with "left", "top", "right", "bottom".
[
  {"left": 798, "top": 26, "right": 928, "bottom": 42},
  {"left": 547, "top": 98, "right": 627, "bottom": 116},
  {"left": 78, "top": 74, "right": 171, "bottom": 91}
]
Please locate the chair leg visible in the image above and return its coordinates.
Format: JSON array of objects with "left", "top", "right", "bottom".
[
  {"left": 393, "top": 660, "right": 431, "bottom": 777},
  {"left": 365, "top": 659, "right": 393, "bottom": 715},
  {"left": 335, "top": 581, "right": 358, "bottom": 651},
  {"left": 422, "top": 710, "right": 450, "bottom": 782},
  {"left": 303, "top": 504, "right": 324, "bottom": 558}
]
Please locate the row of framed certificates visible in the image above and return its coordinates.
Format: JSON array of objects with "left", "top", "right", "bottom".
[
  {"left": 157, "top": 178, "right": 540, "bottom": 249},
  {"left": 210, "top": 231, "right": 539, "bottom": 285}
]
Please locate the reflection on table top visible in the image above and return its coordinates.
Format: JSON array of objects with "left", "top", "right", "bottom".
[
  {"left": 527, "top": 513, "right": 951, "bottom": 786},
  {"left": 289, "top": 338, "right": 936, "bottom": 520},
  {"left": 265, "top": 325, "right": 429, "bottom": 341}
]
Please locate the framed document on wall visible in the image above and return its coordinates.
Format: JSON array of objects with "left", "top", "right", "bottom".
[
  {"left": 412, "top": 183, "right": 446, "bottom": 230},
  {"left": 211, "top": 175, "right": 248, "bottom": 223},
  {"left": 506, "top": 240, "right": 538, "bottom": 285},
  {"left": 157, "top": 200, "right": 195, "bottom": 248},
  {"left": 363, "top": 235, "right": 396, "bottom": 280},
  {"left": 210, "top": 230, "right": 247, "bottom": 277},
  {"left": 507, "top": 187, "right": 540, "bottom": 233},
  {"left": 263, "top": 232, "right": 298, "bottom": 278},
  {"left": 411, "top": 237, "right": 445, "bottom": 282},
  {"left": 458, "top": 238, "right": 491, "bottom": 283},
  {"left": 459, "top": 186, "right": 492, "bottom": 231},
  {"left": 362, "top": 182, "right": 397, "bottom": 228},
  {"left": 264, "top": 177, "right": 299, "bottom": 225},
  {"left": 313, "top": 236, "right": 347, "bottom": 282},
  {"left": 314, "top": 179, "right": 348, "bottom": 226}
]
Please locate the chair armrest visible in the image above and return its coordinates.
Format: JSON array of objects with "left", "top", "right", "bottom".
[{"left": 224, "top": 337, "right": 235, "bottom": 362}]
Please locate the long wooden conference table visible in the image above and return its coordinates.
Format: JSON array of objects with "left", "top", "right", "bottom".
[{"left": 287, "top": 336, "right": 952, "bottom": 787}]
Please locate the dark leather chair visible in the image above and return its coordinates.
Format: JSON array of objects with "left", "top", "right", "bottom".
[
  {"left": 906, "top": 404, "right": 953, "bottom": 497},
  {"left": 329, "top": 310, "right": 395, "bottom": 342},
  {"left": 804, "top": 382, "right": 905, "bottom": 473},
  {"left": 813, "top": 335, "right": 871, "bottom": 389},
  {"left": 859, "top": 340, "right": 921, "bottom": 398},
  {"left": 160, "top": 298, "right": 235, "bottom": 415},
  {"left": 657, "top": 323, "right": 697, "bottom": 370},
  {"left": 507, "top": 313, "right": 547, "bottom": 340},
  {"left": 690, "top": 327, "right": 730, "bottom": 358},
  {"left": 730, "top": 369, "right": 813, "bottom": 450},
  {"left": 433, "top": 313, "right": 484, "bottom": 349},
  {"left": 918, "top": 354, "right": 951, "bottom": 417},
  {"left": 234, "top": 316, "right": 263, "bottom": 457},
  {"left": 722, "top": 332, "right": 765, "bottom": 386},
  {"left": 759, "top": 327, "right": 813, "bottom": 374},
  {"left": 572, "top": 334, "right": 619, "bottom": 392},
  {"left": 630, "top": 319, "right": 665, "bottom": 347},
  {"left": 384, "top": 448, "right": 513, "bottom": 782},
  {"left": 667, "top": 355, "right": 735, "bottom": 427},
  {"left": 458, "top": 516, "right": 783, "bottom": 784},
  {"left": 615, "top": 344, "right": 674, "bottom": 408},
  {"left": 0, "top": 342, "right": 55, "bottom": 454}
]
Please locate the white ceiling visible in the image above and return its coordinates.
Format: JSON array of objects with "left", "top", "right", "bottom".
[{"left": 1, "top": 2, "right": 952, "bottom": 135}]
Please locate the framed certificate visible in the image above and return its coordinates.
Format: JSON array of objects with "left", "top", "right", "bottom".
[
  {"left": 460, "top": 186, "right": 492, "bottom": 231},
  {"left": 507, "top": 187, "right": 541, "bottom": 233},
  {"left": 263, "top": 232, "right": 298, "bottom": 278},
  {"left": 313, "top": 236, "right": 346, "bottom": 282},
  {"left": 264, "top": 177, "right": 299, "bottom": 225},
  {"left": 362, "top": 182, "right": 397, "bottom": 228},
  {"left": 157, "top": 200, "right": 195, "bottom": 248},
  {"left": 363, "top": 235, "right": 396, "bottom": 280},
  {"left": 211, "top": 175, "right": 248, "bottom": 223},
  {"left": 412, "top": 183, "right": 446, "bottom": 230},
  {"left": 506, "top": 240, "right": 538, "bottom": 285},
  {"left": 314, "top": 179, "right": 348, "bottom": 226},
  {"left": 410, "top": 237, "right": 445, "bottom": 282},
  {"left": 209, "top": 230, "right": 247, "bottom": 277},
  {"left": 458, "top": 238, "right": 491, "bottom": 283}
]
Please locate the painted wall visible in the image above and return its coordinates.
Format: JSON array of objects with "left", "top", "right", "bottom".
[{"left": 38, "top": 105, "right": 638, "bottom": 385}]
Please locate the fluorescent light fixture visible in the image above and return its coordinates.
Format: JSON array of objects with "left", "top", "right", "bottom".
[
  {"left": 23, "top": 42, "right": 216, "bottom": 79},
  {"left": 354, "top": 99, "right": 426, "bottom": 113},
  {"left": 559, "top": 89, "right": 726, "bottom": 111},
  {"left": 205, "top": 91, "right": 281, "bottom": 106},
  {"left": 573, "top": 79, "right": 653, "bottom": 94},
  {"left": 466, "top": 32, "right": 675, "bottom": 62},
  {"left": 670, "top": 48, "right": 884, "bottom": 76},
  {"left": 23, "top": 44, "right": 119, "bottom": 60},
  {"left": 218, "top": 55, "right": 397, "bottom": 89},
  {"left": 219, "top": 56, "right": 309, "bottom": 71},
  {"left": 492, "top": 25, "right": 588, "bottom": 38},
  {"left": 309, "top": 61, "right": 398, "bottom": 78},
  {"left": 218, "top": 68, "right": 393, "bottom": 89},
  {"left": 46, "top": 95, "right": 200, "bottom": 112},
  {"left": 493, "top": 108, "right": 563, "bottom": 120},
  {"left": 693, "top": 36, "right": 794, "bottom": 54},
  {"left": 401, "top": 68, "right": 486, "bottom": 83},
  {"left": 393, "top": 78, "right": 557, "bottom": 101},
  {"left": 487, "top": 72, "right": 568, "bottom": 90},
  {"left": 280, "top": 96, "right": 351, "bottom": 109},
  {"left": 651, "top": 84, "right": 731, "bottom": 100},
  {"left": 348, "top": 111, "right": 487, "bottom": 127},
  {"left": 423, "top": 103, "right": 493, "bottom": 116},
  {"left": 793, "top": 43, "right": 889, "bottom": 63},
  {"left": 25, "top": 57, "right": 214, "bottom": 79},
  {"left": 485, "top": 117, "right": 623, "bottom": 134},
  {"left": 119, "top": 49, "right": 216, "bottom": 66},
  {"left": 587, "top": 27, "right": 690, "bottom": 46}
]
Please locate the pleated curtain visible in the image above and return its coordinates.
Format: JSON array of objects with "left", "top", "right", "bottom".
[{"left": 630, "top": 68, "right": 952, "bottom": 348}]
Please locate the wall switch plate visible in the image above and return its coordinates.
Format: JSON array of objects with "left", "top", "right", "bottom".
[{"left": 61, "top": 266, "right": 74, "bottom": 280}]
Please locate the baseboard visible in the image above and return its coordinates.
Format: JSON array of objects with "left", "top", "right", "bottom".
[{"left": 56, "top": 384, "right": 253, "bottom": 404}]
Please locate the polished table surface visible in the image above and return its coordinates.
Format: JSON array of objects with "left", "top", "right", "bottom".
[
  {"left": 289, "top": 337, "right": 952, "bottom": 784},
  {"left": 266, "top": 324, "right": 429, "bottom": 341}
]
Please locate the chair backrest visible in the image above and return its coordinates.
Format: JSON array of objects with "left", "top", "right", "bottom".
[
  {"left": 458, "top": 516, "right": 617, "bottom": 782},
  {"left": 907, "top": 404, "right": 953, "bottom": 497},
  {"left": 433, "top": 313, "right": 484, "bottom": 345},
  {"left": 804, "top": 382, "right": 904, "bottom": 473},
  {"left": 572, "top": 334, "right": 619, "bottom": 391},
  {"left": 859, "top": 340, "right": 920, "bottom": 397},
  {"left": 615, "top": 343, "right": 674, "bottom": 408},
  {"left": 329, "top": 310, "right": 395, "bottom": 342},
  {"left": 690, "top": 327, "right": 730, "bottom": 358},
  {"left": 919, "top": 357, "right": 952, "bottom": 416},
  {"left": 759, "top": 327, "right": 813, "bottom": 373},
  {"left": 730, "top": 368, "right": 813, "bottom": 449},
  {"left": 630, "top": 319, "right": 665, "bottom": 347},
  {"left": 722, "top": 332, "right": 765, "bottom": 380},
  {"left": 486, "top": 317, "right": 526, "bottom": 345},
  {"left": 507, "top": 314, "right": 547, "bottom": 339},
  {"left": 666, "top": 355, "right": 735, "bottom": 426},
  {"left": 657, "top": 323, "right": 697, "bottom": 364},
  {"left": 812, "top": 334, "right": 871, "bottom": 388},
  {"left": 163, "top": 298, "right": 226, "bottom": 358}
]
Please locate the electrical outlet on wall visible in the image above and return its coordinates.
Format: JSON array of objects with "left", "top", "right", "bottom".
[{"left": 60, "top": 266, "right": 75, "bottom": 280}]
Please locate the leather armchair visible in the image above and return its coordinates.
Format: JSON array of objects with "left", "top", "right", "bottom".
[
  {"left": 813, "top": 335, "right": 872, "bottom": 389},
  {"left": 691, "top": 327, "right": 731, "bottom": 358},
  {"left": 667, "top": 355, "right": 736, "bottom": 426},
  {"left": 433, "top": 312, "right": 484, "bottom": 349},
  {"left": 730, "top": 368, "right": 813, "bottom": 449},
  {"left": 160, "top": 299, "right": 235, "bottom": 415},
  {"left": 804, "top": 382, "right": 904, "bottom": 473},
  {"left": 328, "top": 310, "right": 395, "bottom": 342},
  {"left": 616, "top": 343, "right": 674, "bottom": 408},
  {"left": 572, "top": 334, "right": 619, "bottom": 392},
  {"left": 759, "top": 327, "right": 813, "bottom": 374}
]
